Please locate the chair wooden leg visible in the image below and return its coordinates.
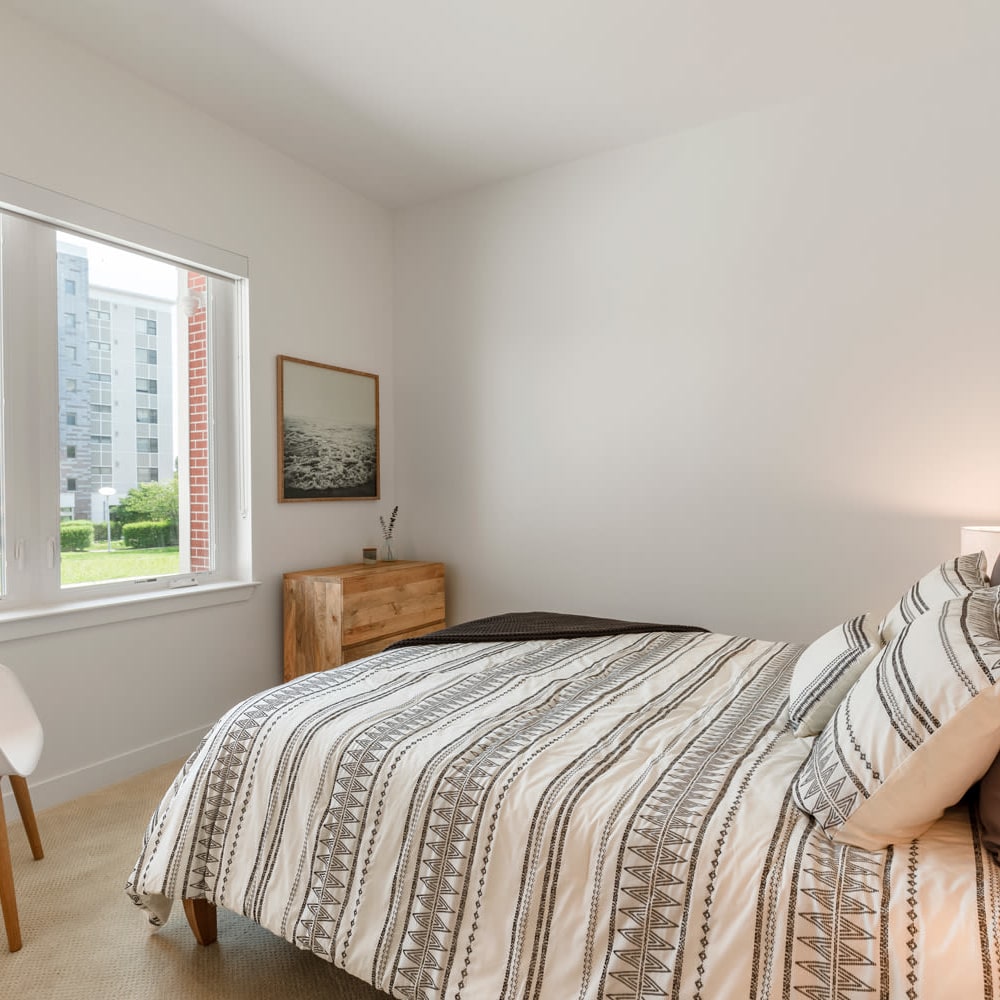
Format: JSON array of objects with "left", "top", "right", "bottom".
[
  {"left": 0, "top": 784, "right": 22, "bottom": 952},
  {"left": 8, "top": 777, "right": 42, "bottom": 861}
]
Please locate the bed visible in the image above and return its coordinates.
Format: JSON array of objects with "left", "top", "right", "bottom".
[{"left": 127, "top": 561, "right": 1000, "bottom": 999}]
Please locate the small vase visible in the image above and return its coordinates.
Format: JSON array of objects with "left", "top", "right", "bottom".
[{"left": 381, "top": 540, "right": 395, "bottom": 562}]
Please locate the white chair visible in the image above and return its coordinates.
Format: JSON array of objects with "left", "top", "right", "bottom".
[{"left": 0, "top": 663, "right": 44, "bottom": 953}]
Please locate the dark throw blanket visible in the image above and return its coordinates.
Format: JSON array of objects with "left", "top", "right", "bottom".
[{"left": 388, "top": 611, "right": 706, "bottom": 649}]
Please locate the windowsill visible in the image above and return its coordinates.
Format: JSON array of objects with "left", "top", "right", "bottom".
[{"left": 0, "top": 579, "right": 261, "bottom": 641}]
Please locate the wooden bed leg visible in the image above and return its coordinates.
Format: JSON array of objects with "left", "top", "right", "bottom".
[{"left": 182, "top": 898, "right": 218, "bottom": 946}]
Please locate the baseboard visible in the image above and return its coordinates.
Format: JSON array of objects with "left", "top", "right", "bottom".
[{"left": 2, "top": 725, "right": 210, "bottom": 818}]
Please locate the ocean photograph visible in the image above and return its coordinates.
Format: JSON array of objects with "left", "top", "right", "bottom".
[{"left": 278, "top": 356, "right": 379, "bottom": 501}]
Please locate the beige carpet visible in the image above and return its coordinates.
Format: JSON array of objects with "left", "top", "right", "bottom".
[{"left": 1, "top": 760, "right": 391, "bottom": 998}]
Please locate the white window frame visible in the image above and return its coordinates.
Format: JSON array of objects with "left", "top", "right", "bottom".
[{"left": 0, "top": 172, "right": 256, "bottom": 640}]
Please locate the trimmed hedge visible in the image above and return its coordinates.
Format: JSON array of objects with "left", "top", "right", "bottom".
[
  {"left": 60, "top": 520, "right": 94, "bottom": 552},
  {"left": 93, "top": 521, "right": 123, "bottom": 543},
  {"left": 122, "top": 520, "right": 171, "bottom": 549}
]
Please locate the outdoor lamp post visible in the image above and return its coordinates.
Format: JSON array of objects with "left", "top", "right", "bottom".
[{"left": 98, "top": 486, "right": 116, "bottom": 552}]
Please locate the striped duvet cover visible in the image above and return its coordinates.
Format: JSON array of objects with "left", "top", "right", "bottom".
[{"left": 127, "top": 629, "right": 1000, "bottom": 998}]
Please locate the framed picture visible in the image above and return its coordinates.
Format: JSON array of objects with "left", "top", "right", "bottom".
[{"left": 277, "top": 355, "right": 379, "bottom": 501}]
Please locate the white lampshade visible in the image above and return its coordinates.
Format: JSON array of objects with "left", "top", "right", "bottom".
[{"left": 961, "top": 526, "right": 1000, "bottom": 579}]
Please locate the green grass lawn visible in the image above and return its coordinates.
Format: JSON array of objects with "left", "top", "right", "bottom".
[{"left": 60, "top": 546, "right": 181, "bottom": 585}]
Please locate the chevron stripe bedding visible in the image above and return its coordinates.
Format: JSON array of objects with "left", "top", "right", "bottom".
[{"left": 127, "top": 629, "right": 1000, "bottom": 999}]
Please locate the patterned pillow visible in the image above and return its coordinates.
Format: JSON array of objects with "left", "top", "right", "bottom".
[
  {"left": 879, "top": 551, "right": 988, "bottom": 643},
  {"left": 793, "top": 586, "right": 1000, "bottom": 850},
  {"left": 787, "top": 614, "right": 882, "bottom": 737}
]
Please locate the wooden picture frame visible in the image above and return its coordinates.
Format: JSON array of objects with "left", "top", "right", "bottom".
[{"left": 277, "top": 355, "right": 379, "bottom": 501}]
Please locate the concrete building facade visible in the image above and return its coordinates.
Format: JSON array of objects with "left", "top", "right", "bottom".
[{"left": 57, "top": 242, "right": 176, "bottom": 524}]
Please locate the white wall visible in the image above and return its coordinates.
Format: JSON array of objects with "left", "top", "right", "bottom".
[
  {"left": 394, "top": 45, "right": 1000, "bottom": 643},
  {"left": 0, "top": 10, "right": 395, "bottom": 808}
]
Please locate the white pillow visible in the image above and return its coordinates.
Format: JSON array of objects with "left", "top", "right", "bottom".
[
  {"left": 793, "top": 586, "right": 1000, "bottom": 850},
  {"left": 879, "top": 551, "right": 988, "bottom": 643},
  {"left": 787, "top": 614, "right": 882, "bottom": 737}
]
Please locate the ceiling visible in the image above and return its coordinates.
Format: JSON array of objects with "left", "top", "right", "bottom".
[{"left": 4, "top": 0, "right": 996, "bottom": 207}]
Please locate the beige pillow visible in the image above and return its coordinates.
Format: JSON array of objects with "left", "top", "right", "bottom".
[
  {"left": 787, "top": 614, "right": 882, "bottom": 737},
  {"left": 793, "top": 587, "right": 1000, "bottom": 850},
  {"left": 879, "top": 551, "right": 988, "bottom": 643}
]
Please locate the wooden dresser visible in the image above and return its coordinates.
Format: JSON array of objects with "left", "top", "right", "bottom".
[{"left": 282, "top": 560, "right": 446, "bottom": 682}]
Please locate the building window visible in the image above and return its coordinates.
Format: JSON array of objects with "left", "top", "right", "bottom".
[
  {"left": 90, "top": 466, "right": 112, "bottom": 488},
  {"left": 0, "top": 198, "right": 250, "bottom": 620}
]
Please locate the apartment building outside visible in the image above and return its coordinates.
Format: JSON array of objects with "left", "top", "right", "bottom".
[{"left": 57, "top": 241, "right": 176, "bottom": 523}]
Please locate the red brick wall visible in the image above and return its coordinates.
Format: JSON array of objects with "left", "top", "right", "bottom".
[{"left": 187, "top": 272, "right": 210, "bottom": 572}]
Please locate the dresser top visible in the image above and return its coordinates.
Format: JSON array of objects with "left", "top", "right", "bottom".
[{"left": 283, "top": 560, "right": 443, "bottom": 581}]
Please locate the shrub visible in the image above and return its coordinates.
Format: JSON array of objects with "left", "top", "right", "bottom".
[
  {"left": 113, "top": 478, "right": 178, "bottom": 526},
  {"left": 93, "top": 521, "right": 123, "bottom": 543},
  {"left": 60, "top": 520, "right": 94, "bottom": 552},
  {"left": 122, "top": 520, "right": 171, "bottom": 549}
]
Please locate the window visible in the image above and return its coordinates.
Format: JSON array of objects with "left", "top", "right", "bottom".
[{"left": 0, "top": 180, "right": 251, "bottom": 630}]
